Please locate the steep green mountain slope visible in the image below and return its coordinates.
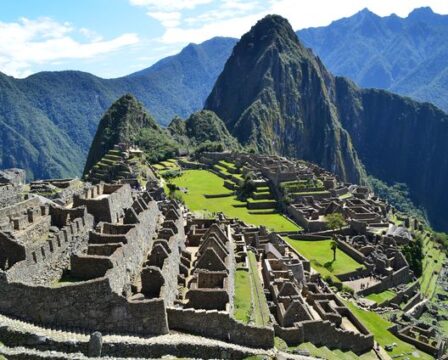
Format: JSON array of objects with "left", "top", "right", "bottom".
[
  {"left": 83, "top": 94, "right": 178, "bottom": 176},
  {"left": 0, "top": 37, "right": 236, "bottom": 180},
  {"left": 205, "top": 15, "right": 366, "bottom": 184},
  {"left": 334, "top": 77, "right": 448, "bottom": 230},
  {"left": 0, "top": 74, "right": 83, "bottom": 179},
  {"left": 168, "top": 110, "right": 239, "bottom": 150},
  {"left": 298, "top": 7, "right": 448, "bottom": 112},
  {"left": 205, "top": 14, "right": 448, "bottom": 231}
]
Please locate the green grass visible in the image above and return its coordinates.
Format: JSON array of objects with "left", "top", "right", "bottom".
[
  {"left": 365, "top": 289, "right": 396, "bottom": 304},
  {"left": 285, "top": 238, "right": 364, "bottom": 282},
  {"left": 233, "top": 252, "right": 270, "bottom": 326},
  {"left": 168, "top": 170, "right": 300, "bottom": 232},
  {"left": 234, "top": 269, "right": 252, "bottom": 323},
  {"left": 339, "top": 193, "right": 353, "bottom": 200},
  {"left": 344, "top": 301, "right": 433, "bottom": 360},
  {"left": 248, "top": 251, "right": 270, "bottom": 326}
]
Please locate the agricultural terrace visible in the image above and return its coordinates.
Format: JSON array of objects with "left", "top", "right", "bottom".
[
  {"left": 167, "top": 170, "right": 300, "bottom": 232},
  {"left": 420, "top": 232, "right": 445, "bottom": 298},
  {"left": 365, "top": 289, "right": 396, "bottom": 305},
  {"left": 344, "top": 301, "right": 433, "bottom": 360},
  {"left": 286, "top": 237, "right": 364, "bottom": 284},
  {"left": 152, "top": 159, "right": 180, "bottom": 175}
]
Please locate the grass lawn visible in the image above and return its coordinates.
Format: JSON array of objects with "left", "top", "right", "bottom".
[
  {"left": 234, "top": 269, "right": 252, "bottom": 323},
  {"left": 285, "top": 238, "right": 364, "bottom": 282},
  {"left": 168, "top": 170, "right": 300, "bottom": 232},
  {"left": 344, "top": 301, "right": 433, "bottom": 360},
  {"left": 295, "top": 342, "right": 377, "bottom": 360},
  {"left": 248, "top": 251, "right": 270, "bottom": 326},
  {"left": 365, "top": 289, "right": 396, "bottom": 304},
  {"left": 233, "top": 252, "right": 270, "bottom": 326}
]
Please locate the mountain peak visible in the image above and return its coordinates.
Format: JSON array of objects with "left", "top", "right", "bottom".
[
  {"left": 408, "top": 6, "right": 435, "bottom": 19},
  {"left": 246, "top": 14, "right": 299, "bottom": 46},
  {"left": 205, "top": 15, "right": 366, "bottom": 184}
]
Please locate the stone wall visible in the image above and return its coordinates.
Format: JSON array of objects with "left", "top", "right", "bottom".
[
  {"left": 0, "top": 197, "right": 41, "bottom": 221},
  {"left": 72, "top": 193, "right": 160, "bottom": 295},
  {"left": 73, "top": 184, "right": 133, "bottom": 223},
  {"left": 357, "top": 266, "right": 412, "bottom": 297},
  {"left": 4, "top": 210, "right": 94, "bottom": 284},
  {"left": 164, "top": 224, "right": 185, "bottom": 306},
  {"left": 0, "top": 184, "right": 22, "bottom": 209},
  {"left": 0, "top": 275, "right": 168, "bottom": 335},
  {"left": 167, "top": 307, "right": 274, "bottom": 349}
]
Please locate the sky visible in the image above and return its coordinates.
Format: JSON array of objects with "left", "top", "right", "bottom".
[{"left": 1, "top": 0, "right": 448, "bottom": 79}]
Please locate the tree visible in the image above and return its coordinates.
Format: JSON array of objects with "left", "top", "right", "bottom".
[
  {"left": 325, "top": 213, "right": 346, "bottom": 232},
  {"left": 326, "top": 213, "right": 346, "bottom": 262},
  {"left": 330, "top": 240, "right": 338, "bottom": 262}
]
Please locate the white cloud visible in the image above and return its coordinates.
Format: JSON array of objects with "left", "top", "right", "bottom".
[
  {"left": 0, "top": 17, "right": 139, "bottom": 78},
  {"left": 129, "top": 0, "right": 213, "bottom": 11},
  {"left": 148, "top": 11, "right": 182, "bottom": 28}
]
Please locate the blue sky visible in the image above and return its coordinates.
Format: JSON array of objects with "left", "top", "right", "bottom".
[{"left": 1, "top": 0, "right": 448, "bottom": 78}]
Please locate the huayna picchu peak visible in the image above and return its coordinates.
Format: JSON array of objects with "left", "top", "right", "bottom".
[
  {"left": 205, "top": 14, "right": 367, "bottom": 184},
  {"left": 1, "top": 6, "right": 448, "bottom": 360}
]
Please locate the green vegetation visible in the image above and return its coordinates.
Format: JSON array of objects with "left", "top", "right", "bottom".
[
  {"left": 248, "top": 251, "right": 270, "bottom": 326},
  {"left": 0, "top": 37, "right": 236, "bottom": 180},
  {"left": 402, "top": 233, "right": 423, "bottom": 277},
  {"left": 84, "top": 94, "right": 180, "bottom": 175},
  {"left": 286, "top": 238, "right": 364, "bottom": 283},
  {"left": 168, "top": 110, "right": 240, "bottom": 153},
  {"left": 167, "top": 170, "right": 300, "bottom": 232},
  {"left": 344, "top": 301, "right": 433, "bottom": 360},
  {"left": 368, "top": 176, "right": 427, "bottom": 224},
  {"left": 295, "top": 342, "right": 377, "bottom": 360},
  {"left": 365, "top": 289, "right": 396, "bottom": 304},
  {"left": 233, "top": 252, "right": 270, "bottom": 326},
  {"left": 420, "top": 233, "right": 445, "bottom": 298},
  {"left": 325, "top": 213, "right": 347, "bottom": 232},
  {"left": 233, "top": 269, "right": 252, "bottom": 323}
]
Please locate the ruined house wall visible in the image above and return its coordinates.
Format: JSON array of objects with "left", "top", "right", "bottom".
[
  {"left": 6, "top": 213, "right": 94, "bottom": 283},
  {"left": 0, "top": 275, "right": 168, "bottom": 335},
  {"left": 160, "top": 214, "right": 185, "bottom": 306},
  {"left": 0, "top": 197, "right": 41, "bottom": 221},
  {"left": 357, "top": 266, "right": 412, "bottom": 297},
  {"left": 167, "top": 307, "right": 274, "bottom": 349},
  {"left": 0, "top": 185, "right": 22, "bottom": 209},
  {"left": 71, "top": 197, "right": 160, "bottom": 294},
  {"left": 73, "top": 184, "right": 133, "bottom": 223}
]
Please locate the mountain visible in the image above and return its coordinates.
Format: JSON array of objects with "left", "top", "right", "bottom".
[
  {"left": 0, "top": 37, "right": 237, "bottom": 180},
  {"left": 168, "top": 110, "right": 239, "bottom": 151},
  {"left": 205, "top": 15, "right": 366, "bottom": 184},
  {"left": 83, "top": 94, "right": 179, "bottom": 176},
  {"left": 298, "top": 7, "right": 448, "bottom": 112},
  {"left": 84, "top": 96, "right": 240, "bottom": 177},
  {"left": 205, "top": 14, "right": 448, "bottom": 231}
]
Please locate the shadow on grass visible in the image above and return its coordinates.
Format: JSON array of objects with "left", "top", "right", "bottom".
[{"left": 324, "top": 260, "right": 335, "bottom": 271}]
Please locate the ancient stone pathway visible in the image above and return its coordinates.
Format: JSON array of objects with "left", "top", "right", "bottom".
[{"left": 0, "top": 313, "right": 316, "bottom": 359}]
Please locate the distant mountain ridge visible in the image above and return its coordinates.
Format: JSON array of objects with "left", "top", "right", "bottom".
[
  {"left": 0, "top": 37, "right": 237, "bottom": 180},
  {"left": 298, "top": 7, "right": 448, "bottom": 112}
]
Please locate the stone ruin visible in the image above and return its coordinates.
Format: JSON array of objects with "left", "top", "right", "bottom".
[{"left": 0, "top": 151, "right": 443, "bottom": 358}]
